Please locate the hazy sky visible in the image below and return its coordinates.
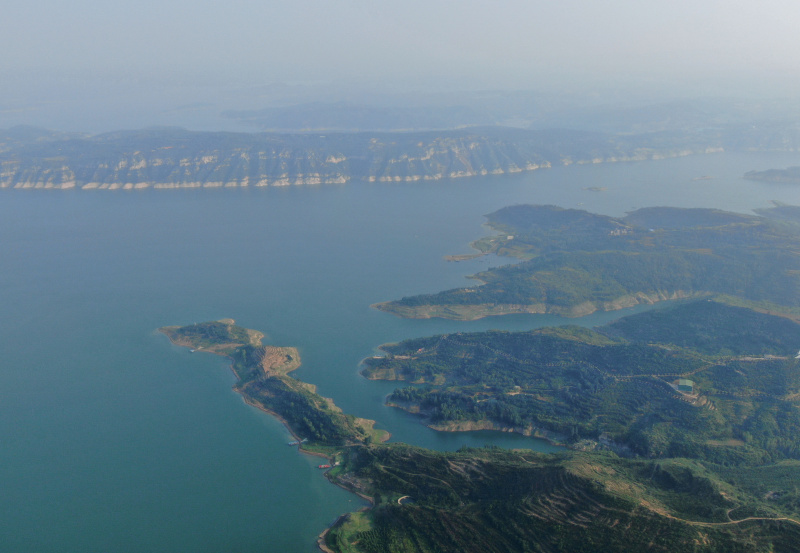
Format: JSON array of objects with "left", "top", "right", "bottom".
[{"left": 3, "top": 0, "right": 800, "bottom": 131}]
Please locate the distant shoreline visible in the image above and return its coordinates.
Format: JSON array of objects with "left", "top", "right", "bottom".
[{"left": 0, "top": 125, "right": 729, "bottom": 191}]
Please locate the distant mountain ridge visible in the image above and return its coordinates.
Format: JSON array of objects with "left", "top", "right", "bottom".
[
  {"left": 222, "top": 102, "right": 499, "bottom": 132},
  {"left": 0, "top": 124, "right": 797, "bottom": 190}
]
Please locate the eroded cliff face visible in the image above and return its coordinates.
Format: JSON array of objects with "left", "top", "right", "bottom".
[
  {"left": 0, "top": 126, "right": 747, "bottom": 190},
  {"left": 0, "top": 132, "right": 352, "bottom": 189}
]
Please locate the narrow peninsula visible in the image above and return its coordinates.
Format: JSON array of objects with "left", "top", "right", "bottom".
[{"left": 159, "top": 319, "right": 388, "bottom": 454}]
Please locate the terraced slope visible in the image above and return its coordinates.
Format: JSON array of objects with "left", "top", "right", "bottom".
[{"left": 327, "top": 446, "right": 800, "bottom": 553}]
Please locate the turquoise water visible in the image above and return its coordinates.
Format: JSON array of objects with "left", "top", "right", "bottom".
[{"left": 2, "top": 151, "right": 800, "bottom": 552}]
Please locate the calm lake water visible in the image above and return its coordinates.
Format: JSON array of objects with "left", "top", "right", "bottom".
[{"left": 2, "top": 151, "right": 800, "bottom": 552}]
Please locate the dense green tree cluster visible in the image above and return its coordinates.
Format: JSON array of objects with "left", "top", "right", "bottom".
[
  {"left": 245, "top": 378, "right": 354, "bottom": 445},
  {"left": 327, "top": 445, "right": 800, "bottom": 553},
  {"left": 368, "top": 301, "right": 800, "bottom": 464},
  {"left": 602, "top": 300, "right": 800, "bottom": 355}
]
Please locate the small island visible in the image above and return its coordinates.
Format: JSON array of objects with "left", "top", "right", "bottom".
[{"left": 443, "top": 253, "right": 487, "bottom": 262}]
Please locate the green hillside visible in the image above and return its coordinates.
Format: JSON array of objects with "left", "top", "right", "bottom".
[{"left": 377, "top": 205, "right": 800, "bottom": 319}]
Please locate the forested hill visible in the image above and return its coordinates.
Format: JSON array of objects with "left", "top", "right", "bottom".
[
  {"left": 0, "top": 124, "right": 777, "bottom": 190},
  {"left": 377, "top": 205, "right": 800, "bottom": 320}
]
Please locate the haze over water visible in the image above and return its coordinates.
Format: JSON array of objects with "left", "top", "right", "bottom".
[{"left": 2, "top": 151, "right": 800, "bottom": 552}]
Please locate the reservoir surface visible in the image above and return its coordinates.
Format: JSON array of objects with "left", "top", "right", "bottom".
[{"left": 1, "top": 151, "right": 800, "bottom": 552}]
